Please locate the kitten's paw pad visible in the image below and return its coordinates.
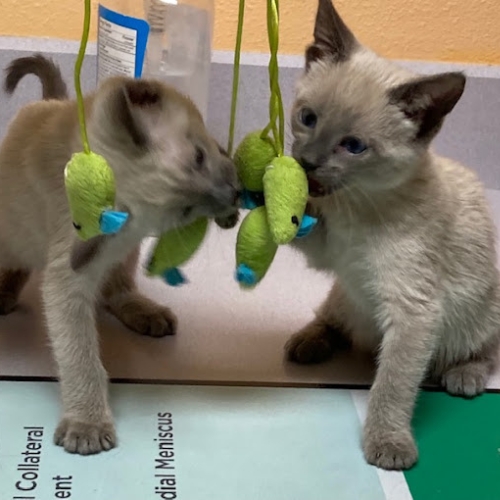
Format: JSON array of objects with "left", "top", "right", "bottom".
[
  {"left": 441, "top": 363, "right": 489, "bottom": 398},
  {"left": 285, "top": 327, "right": 334, "bottom": 364},
  {"left": 54, "top": 418, "right": 117, "bottom": 455},
  {"left": 0, "top": 293, "right": 18, "bottom": 315},
  {"left": 363, "top": 430, "right": 418, "bottom": 470}
]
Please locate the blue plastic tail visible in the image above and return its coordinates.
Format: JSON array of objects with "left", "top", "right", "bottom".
[
  {"left": 235, "top": 264, "right": 257, "bottom": 287},
  {"left": 296, "top": 214, "right": 318, "bottom": 238},
  {"left": 163, "top": 268, "right": 187, "bottom": 287},
  {"left": 100, "top": 210, "right": 129, "bottom": 235},
  {"left": 240, "top": 190, "right": 258, "bottom": 210},
  {"left": 240, "top": 189, "right": 266, "bottom": 210}
]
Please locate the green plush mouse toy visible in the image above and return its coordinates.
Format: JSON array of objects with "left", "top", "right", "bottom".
[
  {"left": 64, "top": 0, "right": 129, "bottom": 242},
  {"left": 66, "top": 0, "right": 208, "bottom": 286},
  {"left": 228, "top": 0, "right": 316, "bottom": 289},
  {"left": 65, "top": 152, "right": 129, "bottom": 240},
  {"left": 233, "top": 132, "right": 316, "bottom": 288},
  {"left": 146, "top": 217, "right": 209, "bottom": 286}
]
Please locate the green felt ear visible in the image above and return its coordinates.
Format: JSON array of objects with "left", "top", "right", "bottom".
[
  {"left": 235, "top": 206, "right": 278, "bottom": 288},
  {"left": 234, "top": 131, "right": 277, "bottom": 192},
  {"left": 147, "top": 217, "right": 209, "bottom": 276},
  {"left": 64, "top": 152, "right": 116, "bottom": 241},
  {"left": 264, "top": 156, "right": 309, "bottom": 245}
]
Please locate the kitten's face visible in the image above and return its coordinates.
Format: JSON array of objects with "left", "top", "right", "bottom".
[
  {"left": 91, "top": 77, "right": 239, "bottom": 230},
  {"left": 292, "top": 55, "right": 421, "bottom": 195},
  {"left": 292, "top": 0, "right": 465, "bottom": 197}
]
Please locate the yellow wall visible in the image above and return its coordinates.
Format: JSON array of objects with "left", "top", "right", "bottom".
[{"left": 0, "top": 0, "right": 499, "bottom": 64}]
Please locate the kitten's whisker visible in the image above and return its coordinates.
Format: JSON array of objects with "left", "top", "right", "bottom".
[
  {"left": 341, "top": 183, "right": 355, "bottom": 248},
  {"left": 351, "top": 184, "right": 385, "bottom": 225},
  {"left": 285, "top": 124, "right": 294, "bottom": 153}
]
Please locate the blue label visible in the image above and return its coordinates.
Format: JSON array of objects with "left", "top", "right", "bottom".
[{"left": 98, "top": 4, "right": 150, "bottom": 79}]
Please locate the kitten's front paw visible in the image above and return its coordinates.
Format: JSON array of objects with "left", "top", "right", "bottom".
[
  {"left": 54, "top": 417, "right": 117, "bottom": 455},
  {"left": 441, "top": 362, "right": 489, "bottom": 398},
  {"left": 363, "top": 427, "right": 418, "bottom": 470}
]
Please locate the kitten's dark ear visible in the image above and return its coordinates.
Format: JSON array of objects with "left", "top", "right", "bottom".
[
  {"left": 306, "top": 0, "right": 358, "bottom": 70},
  {"left": 389, "top": 72, "right": 466, "bottom": 140},
  {"left": 115, "top": 79, "right": 163, "bottom": 147}
]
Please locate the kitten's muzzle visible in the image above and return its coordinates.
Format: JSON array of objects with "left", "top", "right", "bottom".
[
  {"left": 297, "top": 157, "right": 328, "bottom": 197},
  {"left": 300, "top": 158, "right": 319, "bottom": 172},
  {"left": 206, "top": 182, "right": 240, "bottom": 224},
  {"left": 211, "top": 185, "right": 240, "bottom": 229},
  {"left": 212, "top": 183, "right": 240, "bottom": 208}
]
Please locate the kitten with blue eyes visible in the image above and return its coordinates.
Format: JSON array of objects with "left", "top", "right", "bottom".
[{"left": 286, "top": 0, "right": 500, "bottom": 470}]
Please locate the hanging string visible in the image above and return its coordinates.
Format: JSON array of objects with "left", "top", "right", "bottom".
[
  {"left": 261, "top": 0, "right": 285, "bottom": 157},
  {"left": 274, "top": 0, "right": 285, "bottom": 155},
  {"left": 227, "top": 0, "right": 285, "bottom": 157},
  {"left": 227, "top": 0, "right": 246, "bottom": 156},
  {"left": 75, "top": 0, "right": 92, "bottom": 155}
]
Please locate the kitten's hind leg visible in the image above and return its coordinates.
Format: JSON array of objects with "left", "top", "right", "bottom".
[
  {"left": 0, "top": 268, "right": 30, "bottom": 315},
  {"left": 285, "top": 281, "right": 351, "bottom": 364},
  {"left": 285, "top": 319, "right": 349, "bottom": 364},
  {"left": 440, "top": 339, "right": 499, "bottom": 398},
  {"left": 102, "top": 248, "right": 177, "bottom": 338}
]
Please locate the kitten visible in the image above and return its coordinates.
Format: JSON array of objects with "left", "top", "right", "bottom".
[
  {"left": 0, "top": 55, "right": 239, "bottom": 455},
  {"left": 286, "top": 0, "right": 500, "bottom": 470}
]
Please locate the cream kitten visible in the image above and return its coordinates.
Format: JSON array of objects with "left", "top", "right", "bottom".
[
  {"left": 0, "top": 55, "right": 239, "bottom": 455},
  {"left": 286, "top": 0, "right": 500, "bottom": 470}
]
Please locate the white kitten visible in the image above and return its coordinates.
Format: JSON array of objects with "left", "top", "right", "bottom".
[{"left": 286, "top": 0, "right": 500, "bottom": 470}]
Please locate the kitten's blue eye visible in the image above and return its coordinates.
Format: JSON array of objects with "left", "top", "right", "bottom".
[
  {"left": 299, "top": 108, "right": 317, "bottom": 129},
  {"left": 339, "top": 136, "right": 367, "bottom": 155}
]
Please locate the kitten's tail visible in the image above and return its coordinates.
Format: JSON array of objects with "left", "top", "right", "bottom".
[{"left": 4, "top": 54, "right": 68, "bottom": 100}]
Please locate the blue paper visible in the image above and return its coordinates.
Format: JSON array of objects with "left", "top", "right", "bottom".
[{"left": 0, "top": 382, "right": 386, "bottom": 500}]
